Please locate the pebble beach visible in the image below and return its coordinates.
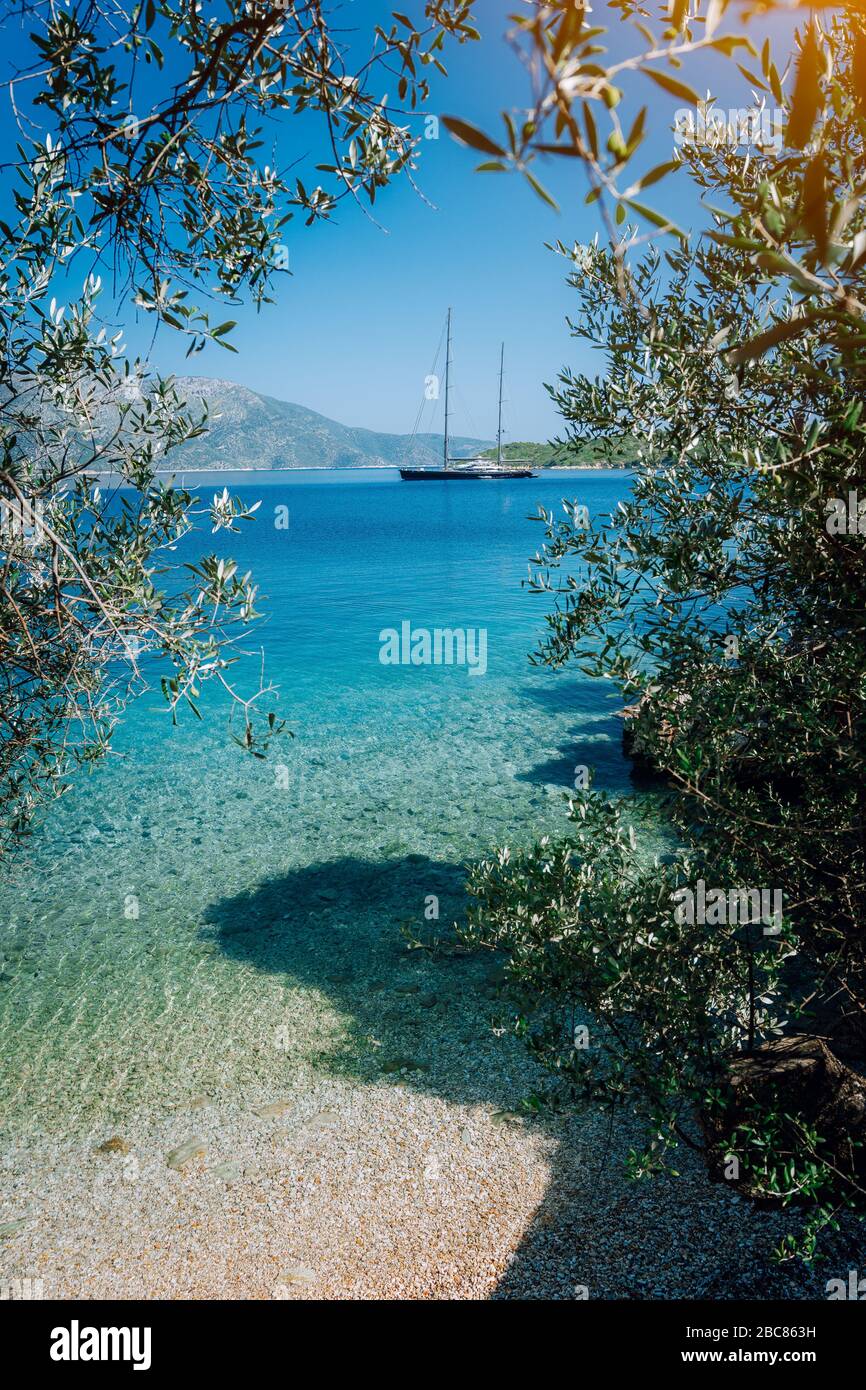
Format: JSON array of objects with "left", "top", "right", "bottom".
[{"left": 2, "top": 939, "right": 859, "bottom": 1301}]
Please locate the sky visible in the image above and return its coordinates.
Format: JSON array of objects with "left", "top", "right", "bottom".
[{"left": 2, "top": 1, "right": 801, "bottom": 444}]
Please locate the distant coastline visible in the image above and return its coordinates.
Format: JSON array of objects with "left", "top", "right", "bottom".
[
  {"left": 72, "top": 375, "right": 634, "bottom": 472},
  {"left": 476, "top": 438, "right": 636, "bottom": 469},
  {"left": 147, "top": 461, "right": 631, "bottom": 475}
]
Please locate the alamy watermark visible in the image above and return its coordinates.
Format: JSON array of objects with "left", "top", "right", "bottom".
[
  {"left": 379, "top": 620, "right": 487, "bottom": 676},
  {"left": 0, "top": 494, "right": 46, "bottom": 545},
  {"left": 50, "top": 1322, "right": 152, "bottom": 1370},
  {"left": 826, "top": 1269, "right": 866, "bottom": 1299},
  {"left": 1, "top": 1276, "right": 44, "bottom": 1299},
  {"left": 672, "top": 880, "right": 783, "bottom": 935},
  {"left": 674, "top": 105, "right": 784, "bottom": 155},
  {"left": 825, "top": 491, "right": 866, "bottom": 536}
]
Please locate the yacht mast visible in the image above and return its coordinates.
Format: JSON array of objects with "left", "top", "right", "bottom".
[
  {"left": 443, "top": 307, "right": 452, "bottom": 470},
  {"left": 496, "top": 342, "right": 505, "bottom": 467}
]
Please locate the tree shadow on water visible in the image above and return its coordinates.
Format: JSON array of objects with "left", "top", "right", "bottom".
[{"left": 202, "top": 852, "right": 526, "bottom": 1108}]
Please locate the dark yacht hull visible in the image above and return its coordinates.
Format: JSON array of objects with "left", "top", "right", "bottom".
[{"left": 399, "top": 467, "right": 534, "bottom": 480}]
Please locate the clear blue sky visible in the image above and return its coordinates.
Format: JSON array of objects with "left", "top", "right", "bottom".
[{"left": 3, "top": 1, "right": 799, "bottom": 443}]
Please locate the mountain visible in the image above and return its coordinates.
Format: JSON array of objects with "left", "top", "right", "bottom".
[{"left": 157, "top": 376, "right": 490, "bottom": 471}]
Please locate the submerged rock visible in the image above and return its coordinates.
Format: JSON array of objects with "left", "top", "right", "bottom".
[
  {"left": 212, "top": 1161, "right": 245, "bottom": 1183},
  {"left": 279, "top": 1264, "right": 316, "bottom": 1288},
  {"left": 305, "top": 1109, "right": 340, "bottom": 1132},
  {"left": 0, "top": 1215, "right": 35, "bottom": 1239},
  {"left": 380, "top": 1056, "right": 429, "bottom": 1075},
  {"left": 252, "top": 1100, "right": 292, "bottom": 1118},
  {"left": 95, "top": 1136, "right": 131, "bottom": 1155},
  {"left": 379, "top": 840, "right": 406, "bottom": 857},
  {"left": 166, "top": 1136, "right": 207, "bottom": 1170}
]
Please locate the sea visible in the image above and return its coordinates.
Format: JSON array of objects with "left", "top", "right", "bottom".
[{"left": 0, "top": 467, "right": 635, "bottom": 1135}]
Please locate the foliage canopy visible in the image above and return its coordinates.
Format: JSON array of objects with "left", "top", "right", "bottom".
[{"left": 462, "top": 11, "right": 866, "bottom": 1261}]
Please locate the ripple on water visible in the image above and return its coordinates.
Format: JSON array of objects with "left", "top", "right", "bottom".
[{"left": 0, "top": 471, "right": 641, "bottom": 1135}]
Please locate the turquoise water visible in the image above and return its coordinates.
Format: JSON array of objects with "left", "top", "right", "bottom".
[{"left": 0, "top": 468, "right": 633, "bottom": 1135}]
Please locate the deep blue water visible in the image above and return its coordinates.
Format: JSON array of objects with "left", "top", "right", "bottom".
[{"left": 156, "top": 467, "right": 630, "bottom": 724}]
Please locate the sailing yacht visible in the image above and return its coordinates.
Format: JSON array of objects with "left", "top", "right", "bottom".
[{"left": 399, "top": 310, "right": 534, "bottom": 481}]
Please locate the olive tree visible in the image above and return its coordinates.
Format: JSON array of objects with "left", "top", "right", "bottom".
[
  {"left": 0, "top": 0, "right": 479, "bottom": 852},
  {"left": 461, "top": 13, "right": 866, "bottom": 1260}
]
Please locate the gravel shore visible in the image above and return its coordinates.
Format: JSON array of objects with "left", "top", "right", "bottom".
[
  {"left": 2, "top": 1055, "right": 862, "bottom": 1299},
  {"left": 1, "top": 865, "right": 861, "bottom": 1301}
]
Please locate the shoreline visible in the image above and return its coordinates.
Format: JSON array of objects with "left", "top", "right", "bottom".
[{"left": 144, "top": 464, "right": 632, "bottom": 475}]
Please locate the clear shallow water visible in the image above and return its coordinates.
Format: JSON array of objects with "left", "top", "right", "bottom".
[{"left": 0, "top": 468, "right": 634, "bottom": 1135}]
